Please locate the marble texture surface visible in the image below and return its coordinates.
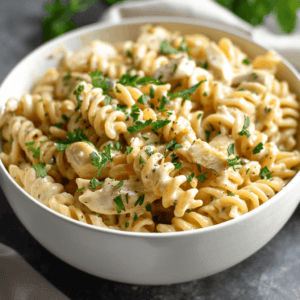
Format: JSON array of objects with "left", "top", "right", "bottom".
[{"left": 0, "top": 1, "right": 300, "bottom": 299}]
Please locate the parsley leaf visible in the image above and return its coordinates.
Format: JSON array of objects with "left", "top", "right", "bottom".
[
  {"left": 187, "top": 173, "right": 194, "bottom": 182},
  {"left": 130, "top": 104, "right": 140, "bottom": 122},
  {"left": 89, "top": 177, "right": 104, "bottom": 189},
  {"left": 139, "top": 156, "right": 146, "bottom": 164},
  {"left": 205, "top": 130, "right": 211, "bottom": 142},
  {"left": 133, "top": 213, "right": 138, "bottom": 221},
  {"left": 197, "top": 172, "right": 209, "bottom": 183},
  {"left": 228, "top": 193, "right": 234, "bottom": 196},
  {"left": 168, "top": 79, "right": 206, "bottom": 100},
  {"left": 158, "top": 95, "right": 170, "bottom": 111},
  {"left": 152, "top": 119, "right": 171, "bottom": 132},
  {"left": 90, "top": 70, "right": 112, "bottom": 94},
  {"left": 227, "top": 143, "right": 235, "bottom": 156},
  {"left": 114, "top": 141, "right": 121, "bottom": 151},
  {"left": 134, "top": 194, "right": 145, "bottom": 206},
  {"left": 238, "top": 115, "right": 250, "bottom": 138},
  {"left": 173, "top": 161, "right": 182, "bottom": 169},
  {"left": 117, "top": 74, "right": 139, "bottom": 87},
  {"left": 77, "top": 187, "right": 85, "bottom": 193},
  {"left": 137, "top": 94, "right": 149, "bottom": 105},
  {"left": 55, "top": 128, "right": 89, "bottom": 152},
  {"left": 259, "top": 166, "right": 273, "bottom": 180},
  {"left": 160, "top": 40, "right": 179, "bottom": 54},
  {"left": 136, "top": 76, "right": 164, "bottom": 86},
  {"left": 126, "top": 146, "right": 133, "bottom": 155},
  {"left": 115, "top": 180, "right": 124, "bottom": 188},
  {"left": 73, "top": 84, "right": 84, "bottom": 110},
  {"left": 242, "top": 59, "right": 250, "bottom": 65},
  {"left": 113, "top": 195, "right": 126, "bottom": 214},
  {"left": 90, "top": 144, "right": 113, "bottom": 177},
  {"left": 145, "top": 148, "right": 154, "bottom": 157},
  {"left": 145, "top": 203, "right": 151, "bottom": 211},
  {"left": 127, "top": 119, "right": 152, "bottom": 134},
  {"left": 104, "top": 96, "right": 112, "bottom": 106},
  {"left": 150, "top": 86, "right": 155, "bottom": 98},
  {"left": 227, "top": 156, "right": 241, "bottom": 171},
  {"left": 28, "top": 146, "right": 40, "bottom": 159},
  {"left": 31, "top": 162, "right": 47, "bottom": 178},
  {"left": 197, "top": 113, "right": 203, "bottom": 119},
  {"left": 253, "top": 142, "right": 263, "bottom": 154},
  {"left": 179, "top": 38, "right": 190, "bottom": 52}
]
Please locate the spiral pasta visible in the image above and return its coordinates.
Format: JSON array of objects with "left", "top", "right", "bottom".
[{"left": 1, "top": 25, "right": 299, "bottom": 233}]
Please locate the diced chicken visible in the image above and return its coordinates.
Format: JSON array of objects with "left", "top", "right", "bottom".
[
  {"left": 77, "top": 178, "right": 158, "bottom": 214},
  {"left": 153, "top": 56, "right": 196, "bottom": 82},
  {"left": 231, "top": 70, "right": 274, "bottom": 88},
  {"left": 136, "top": 25, "right": 172, "bottom": 51},
  {"left": 186, "top": 140, "right": 228, "bottom": 173},
  {"left": 206, "top": 42, "right": 233, "bottom": 83}
]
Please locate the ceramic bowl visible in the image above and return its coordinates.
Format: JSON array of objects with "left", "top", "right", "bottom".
[{"left": 0, "top": 16, "right": 300, "bottom": 285}]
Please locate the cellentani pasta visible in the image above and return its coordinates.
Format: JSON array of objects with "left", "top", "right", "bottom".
[{"left": 1, "top": 25, "right": 300, "bottom": 233}]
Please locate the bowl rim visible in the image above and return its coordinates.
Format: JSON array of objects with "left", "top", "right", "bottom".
[{"left": 1, "top": 15, "right": 300, "bottom": 238}]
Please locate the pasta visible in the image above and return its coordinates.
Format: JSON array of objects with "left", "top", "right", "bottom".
[{"left": 1, "top": 25, "right": 300, "bottom": 233}]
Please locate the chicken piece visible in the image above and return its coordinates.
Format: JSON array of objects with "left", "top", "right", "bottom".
[
  {"left": 186, "top": 140, "right": 228, "bottom": 173},
  {"left": 153, "top": 55, "right": 196, "bottom": 82},
  {"left": 77, "top": 178, "right": 159, "bottom": 214}
]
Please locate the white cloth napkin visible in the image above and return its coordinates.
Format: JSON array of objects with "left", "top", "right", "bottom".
[
  {"left": 0, "top": 243, "right": 69, "bottom": 300},
  {"left": 101, "top": 0, "right": 300, "bottom": 70}
]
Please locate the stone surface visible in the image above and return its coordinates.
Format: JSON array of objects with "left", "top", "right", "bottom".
[{"left": 0, "top": 1, "right": 300, "bottom": 299}]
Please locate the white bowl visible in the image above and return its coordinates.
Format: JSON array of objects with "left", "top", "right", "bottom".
[{"left": 1, "top": 16, "right": 300, "bottom": 285}]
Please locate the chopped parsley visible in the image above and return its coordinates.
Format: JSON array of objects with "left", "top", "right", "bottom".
[
  {"left": 133, "top": 213, "right": 138, "bottom": 222},
  {"left": 63, "top": 70, "right": 71, "bottom": 86},
  {"left": 227, "top": 143, "right": 235, "bottom": 156},
  {"left": 228, "top": 193, "right": 234, "bottom": 196},
  {"left": 31, "top": 163, "right": 47, "bottom": 178},
  {"left": 53, "top": 122, "right": 63, "bottom": 128},
  {"left": 142, "top": 136, "right": 149, "bottom": 141},
  {"left": 179, "top": 38, "right": 190, "bottom": 52},
  {"left": 160, "top": 40, "right": 179, "bottom": 54},
  {"left": 136, "top": 76, "right": 164, "bottom": 86},
  {"left": 25, "top": 141, "right": 35, "bottom": 146},
  {"left": 150, "top": 86, "right": 155, "bottom": 98},
  {"left": 168, "top": 79, "right": 206, "bottom": 100},
  {"left": 77, "top": 187, "right": 85, "bottom": 193},
  {"left": 115, "top": 180, "right": 124, "bottom": 188},
  {"left": 126, "top": 146, "right": 133, "bottom": 155},
  {"left": 114, "top": 141, "right": 121, "bottom": 151},
  {"left": 187, "top": 173, "right": 194, "bottom": 182},
  {"left": 203, "top": 92, "right": 207, "bottom": 96},
  {"left": 197, "top": 172, "right": 209, "bottom": 183},
  {"left": 158, "top": 95, "right": 170, "bottom": 111},
  {"left": 145, "top": 203, "right": 151, "bottom": 211},
  {"left": 134, "top": 194, "right": 145, "bottom": 206},
  {"left": 62, "top": 114, "right": 70, "bottom": 122},
  {"left": 173, "top": 161, "right": 182, "bottom": 169},
  {"left": 130, "top": 104, "right": 140, "bottom": 122},
  {"left": 139, "top": 156, "right": 145, "bottom": 164},
  {"left": 227, "top": 156, "right": 241, "bottom": 171},
  {"left": 170, "top": 64, "right": 178, "bottom": 75},
  {"left": 28, "top": 146, "right": 40, "bottom": 159},
  {"left": 104, "top": 96, "right": 112, "bottom": 106},
  {"left": 253, "top": 142, "right": 263, "bottom": 154},
  {"left": 238, "top": 115, "right": 250, "bottom": 138},
  {"left": 125, "top": 222, "right": 130, "bottom": 228},
  {"left": 126, "top": 49, "right": 134, "bottom": 64},
  {"left": 205, "top": 130, "right": 211, "bottom": 142},
  {"left": 117, "top": 74, "right": 139, "bottom": 87},
  {"left": 259, "top": 166, "right": 273, "bottom": 180},
  {"left": 144, "top": 147, "right": 153, "bottom": 156},
  {"left": 55, "top": 128, "right": 89, "bottom": 152},
  {"left": 246, "top": 168, "right": 250, "bottom": 175},
  {"left": 38, "top": 98, "right": 43, "bottom": 102},
  {"left": 197, "top": 113, "right": 202, "bottom": 119},
  {"left": 90, "top": 70, "right": 112, "bottom": 94},
  {"left": 152, "top": 119, "right": 171, "bottom": 132},
  {"left": 197, "top": 62, "right": 208, "bottom": 69},
  {"left": 73, "top": 85, "right": 84, "bottom": 110},
  {"left": 163, "top": 138, "right": 182, "bottom": 155},
  {"left": 127, "top": 119, "right": 152, "bottom": 134},
  {"left": 90, "top": 144, "right": 113, "bottom": 177},
  {"left": 252, "top": 72, "right": 258, "bottom": 79},
  {"left": 242, "top": 59, "right": 250, "bottom": 65},
  {"left": 186, "top": 209, "right": 192, "bottom": 213},
  {"left": 89, "top": 177, "right": 104, "bottom": 189},
  {"left": 137, "top": 94, "right": 149, "bottom": 105},
  {"left": 113, "top": 195, "right": 126, "bottom": 214}
]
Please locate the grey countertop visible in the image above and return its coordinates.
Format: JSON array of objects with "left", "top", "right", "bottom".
[{"left": 0, "top": 1, "right": 300, "bottom": 299}]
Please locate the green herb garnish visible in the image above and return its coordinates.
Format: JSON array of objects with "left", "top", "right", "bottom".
[
  {"left": 113, "top": 195, "right": 126, "bottom": 214},
  {"left": 187, "top": 173, "right": 194, "bottom": 182},
  {"left": 227, "top": 143, "right": 235, "bottom": 156},
  {"left": 134, "top": 194, "right": 145, "bottom": 206},
  {"left": 160, "top": 40, "right": 179, "bottom": 54},
  {"left": 127, "top": 119, "right": 152, "bottom": 134},
  {"left": 168, "top": 80, "right": 206, "bottom": 100},
  {"left": 89, "top": 177, "right": 104, "bottom": 189},
  {"left": 55, "top": 128, "right": 88, "bottom": 152},
  {"left": 253, "top": 142, "right": 263, "bottom": 154},
  {"left": 197, "top": 172, "right": 209, "bottom": 183},
  {"left": 31, "top": 162, "right": 47, "bottom": 178},
  {"left": 238, "top": 115, "right": 250, "bottom": 138},
  {"left": 259, "top": 166, "right": 273, "bottom": 180}
]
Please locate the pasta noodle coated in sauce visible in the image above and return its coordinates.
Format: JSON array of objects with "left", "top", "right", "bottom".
[{"left": 1, "top": 25, "right": 300, "bottom": 233}]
